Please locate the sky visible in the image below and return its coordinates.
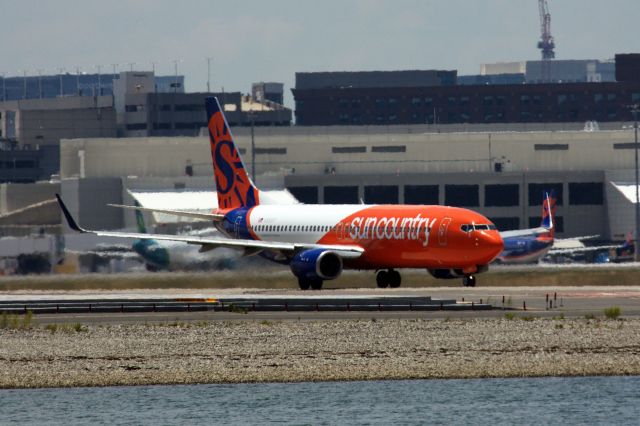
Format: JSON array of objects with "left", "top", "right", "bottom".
[{"left": 1, "top": 0, "right": 638, "bottom": 107}]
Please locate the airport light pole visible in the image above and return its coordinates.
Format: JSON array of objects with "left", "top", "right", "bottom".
[
  {"left": 206, "top": 57, "right": 212, "bottom": 92},
  {"left": 57, "top": 67, "right": 65, "bottom": 97},
  {"left": 632, "top": 104, "right": 640, "bottom": 262},
  {"left": 1, "top": 72, "right": 5, "bottom": 102}
]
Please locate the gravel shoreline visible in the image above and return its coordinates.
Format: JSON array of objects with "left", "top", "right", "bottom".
[{"left": 1, "top": 318, "right": 639, "bottom": 389}]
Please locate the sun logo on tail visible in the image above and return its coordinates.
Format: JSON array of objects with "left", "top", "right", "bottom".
[{"left": 207, "top": 103, "right": 259, "bottom": 209}]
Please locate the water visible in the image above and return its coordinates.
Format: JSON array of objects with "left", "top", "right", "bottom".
[{"left": 1, "top": 376, "right": 639, "bottom": 425}]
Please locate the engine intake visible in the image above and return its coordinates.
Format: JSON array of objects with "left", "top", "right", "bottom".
[{"left": 290, "top": 249, "right": 343, "bottom": 281}]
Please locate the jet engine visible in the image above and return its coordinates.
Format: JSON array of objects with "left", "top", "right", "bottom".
[{"left": 290, "top": 249, "right": 343, "bottom": 281}]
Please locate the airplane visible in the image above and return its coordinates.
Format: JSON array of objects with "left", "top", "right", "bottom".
[
  {"left": 495, "top": 190, "right": 556, "bottom": 264},
  {"left": 56, "top": 96, "right": 504, "bottom": 289},
  {"left": 130, "top": 201, "right": 236, "bottom": 272}
]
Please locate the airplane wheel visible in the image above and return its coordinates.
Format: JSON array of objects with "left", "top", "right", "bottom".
[
  {"left": 389, "top": 270, "right": 402, "bottom": 288},
  {"left": 463, "top": 275, "right": 476, "bottom": 287},
  {"left": 310, "top": 280, "right": 323, "bottom": 290},
  {"left": 376, "top": 270, "right": 389, "bottom": 288},
  {"left": 298, "top": 278, "right": 311, "bottom": 290}
]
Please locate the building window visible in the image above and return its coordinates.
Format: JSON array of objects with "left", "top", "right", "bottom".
[
  {"left": 534, "top": 144, "right": 568, "bottom": 151},
  {"left": 424, "top": 97, "right": 433, "bottom": 107},
  {"left": 495, "top": 96, "right": 506, "bottom": 106},
  {"left": 364, "top": 186, "right": 399, "bottom": 204},
  {"left": 447, "top": 97, "right": 457, "bottom": 106},
  {"left": 607, "top": 93, "right": 617, "bottom": 102},
  {"left": 460, "top": 96, "right": 470, "bottom": 107},
  {"left": 404, "top": 185, "right": 438, "bottom": 205},
  {"left": 411, "top": 97, "right": 421, "bottom": 106},
  {"left": 594, "top": 93, "right": 604, "bottom": 103},
  {"left": 490, "top": 217, "right": 520, "bottom": 231},
  {"left": 324, "top": 186, "right": 358, "bottom": 204},
  {"left": 482, "top": 96, "right": 493, "bottom": 106},
  {"left": 255, "top": 147, "right": 287, "bottom": 155},
  {"left": 375, "top": 99, "right": 386, "bottom": 108},
  {"left": 371, "top": 145, "right": 406, "bottom": 153},
  {"left": 332, "top": 146, "right": 366, "bottom": 154},
  {"left": 528, "top": 183, "right": 563, "bottom": 206},
  {"left": 485, "top": 184, "right": 519, "bottom": 207},
  {"left": 175, "top": 122, "right": 203, "bottom": 129},
  {"left": 569, "top": 182, "right": 603, "bottom": 205},
  {"left": 445, "top": 185, "right": 479, "bottom": 207},
  {"left": 125, "top": 123, "right": 147, "bottom": 130},
  {"left": 287, "top": 186, "right": 318, "bottom": 204},
  {"left": 174, "top": 104, "right": 202, "bottom": 112},
  {"left": 153, "top": 123, "right": 171, "bottom": 130},
  {"left": 520, "top": 95, "right": 530, "bottom": 105},
  {"left": 557, "top": 94, "right": 567, "bottom": 105}
]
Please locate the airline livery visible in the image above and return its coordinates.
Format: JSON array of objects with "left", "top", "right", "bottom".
[
  {"left": 496, "top": 191, "right": 556, "bottom": 264},
  {"left": 57, "top": 97, "right": 504, "bottom": 289}
]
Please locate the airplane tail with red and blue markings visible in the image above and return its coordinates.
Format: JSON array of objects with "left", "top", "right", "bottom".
[
  {"left": 206, "top": 97, "right": 260, "bottom": 210},
  {"left": 540, "top": 190, "right": 556, "bottom": 237}
]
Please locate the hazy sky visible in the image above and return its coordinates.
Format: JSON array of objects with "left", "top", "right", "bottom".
[{"left": 2, "top": 0, "right": 638, "bottom": 106}]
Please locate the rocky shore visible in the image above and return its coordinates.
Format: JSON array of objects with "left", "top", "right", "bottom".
[{"left": 1, "top": 317, "right": 639, "bottom": 388}]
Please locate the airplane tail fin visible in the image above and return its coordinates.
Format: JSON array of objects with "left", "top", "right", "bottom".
[
  {"left": 540, "top": 189, "right": 557, "bottom": 236},
  {"left": 134, "top": 200, "right": 147, "bottom": 234},
  {"left": 205, "top": 97, "right": 259, "bottom": 210}
]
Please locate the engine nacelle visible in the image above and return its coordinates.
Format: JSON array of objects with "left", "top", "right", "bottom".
[{"left": 290, "top": 249, "right": 343, "bottom": 281}]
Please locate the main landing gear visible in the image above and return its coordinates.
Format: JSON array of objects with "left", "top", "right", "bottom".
[
  {"left": 462, "top": 275, "right": 476, "bottom": 287},
  {"left": 376, "top": 269, "right": 402, "bottom": 289},
  {"left": 298, "top": 278, "right": 323, "bottom": 291}
]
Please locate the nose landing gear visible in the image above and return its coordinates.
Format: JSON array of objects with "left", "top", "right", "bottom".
[
  {"left": 462, "top": 275, "right": 476, "bottom": 287},
  {"left": 376, "top": 269, "right": 402, "bottom": 288}
]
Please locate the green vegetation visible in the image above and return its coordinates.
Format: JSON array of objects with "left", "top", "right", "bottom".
[
  {"left": 519, "top": 316, "right": 536, "bottom": 321},
  {"left": 604, "top": 306, "right": 622, "bottom": 320},
  {"left": 504, "top": 312, "right": 516, "bottom": 320},
  {"left": 0, "top": 311, "right": 34, "bottom": 330}
]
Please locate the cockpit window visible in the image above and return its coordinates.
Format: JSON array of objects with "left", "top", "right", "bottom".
[{"left": 461, "top": 224, "right": 472, "bottom": 232}]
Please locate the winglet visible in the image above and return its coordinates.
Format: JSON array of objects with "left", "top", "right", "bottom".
[{"left": 55, "top": 193, "right": 86, "bottom": 233}]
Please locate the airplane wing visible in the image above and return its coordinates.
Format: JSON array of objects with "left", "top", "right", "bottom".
[
  {"left": 500, "top": 227, "right": 549, "bottom": 239},
  {"left": 549, "top": 245, "right": 619, "bottom": 254},
  {"left": 107, "top": 203, "right": 224, "bottom": 222},
  {"left": 58, "top": 195, "right": 363, "bottom": 259}
]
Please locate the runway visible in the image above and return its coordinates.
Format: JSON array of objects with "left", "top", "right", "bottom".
[{"left": 1, "top": 285, "right": 639, "bottom": 323}]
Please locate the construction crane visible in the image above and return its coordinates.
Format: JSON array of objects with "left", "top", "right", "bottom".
[{"left": 537, "top": 0, "right": 555, "bottom": 60}]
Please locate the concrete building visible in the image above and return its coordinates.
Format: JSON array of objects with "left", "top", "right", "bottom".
[
  {"left": 0, "top": 72, "right": 184, "bottom": 101},
  {"left": 0, "top": 96, "right": 116, "bottom": 148},
  {"left": 252, "top": 82, "right": 285, "bottom": 105},
  {"left": 0, "top": 142, "right": 58, "bottom": 183},
  {"left": 57, "top": 123, "right": 640, "bottom": 240},
  {"left": 480, "top": 59, "right": 616, "bottom": 84}
]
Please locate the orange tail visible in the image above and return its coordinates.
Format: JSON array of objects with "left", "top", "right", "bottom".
[{"left": 206, "top": 97, "right": 259, "bottom": 209}]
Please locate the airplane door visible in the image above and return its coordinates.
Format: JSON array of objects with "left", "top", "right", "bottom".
[
  {"left": 336, "top": 223, "right": 344, "bottom": 240},
  {"left": 438, "top": 217, "right": 452, "bottom": 246}
]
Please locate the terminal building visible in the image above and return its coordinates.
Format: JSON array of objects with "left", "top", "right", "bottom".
[
  {"left": 49, "top": 122, "right": 640, "bottom": 242},
  {"left": 292, "top": 54, "right": 640, "bottom": 126}
]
